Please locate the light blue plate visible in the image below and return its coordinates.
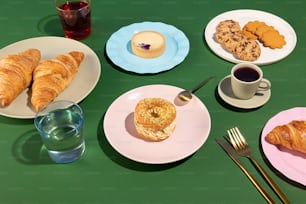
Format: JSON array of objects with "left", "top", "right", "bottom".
[{"left": 106, "top": 21, "right": 190, "bottom": 74}]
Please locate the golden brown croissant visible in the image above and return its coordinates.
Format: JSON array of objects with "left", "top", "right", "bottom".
[
  {"left": 31, "top": 51, "right": 84, "bottom": 111},
  {"left": 0, "top": 49, "right": 41, "bottom": 107},
  {"left": 265, "top": 120, "right": 306, "bottom": 154}
]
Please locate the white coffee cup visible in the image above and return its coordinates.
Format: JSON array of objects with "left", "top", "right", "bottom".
[{"left": 231, "top": 63, "right": 271, "bottom": 100}]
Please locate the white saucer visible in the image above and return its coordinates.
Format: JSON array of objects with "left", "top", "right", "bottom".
[{"left": 217, "top": 75, "right": 271, "bottom": 109}]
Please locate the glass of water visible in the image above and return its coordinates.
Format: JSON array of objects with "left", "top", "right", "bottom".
[{"left": 34, "top": 100, "right": 85, "bottom": 164}]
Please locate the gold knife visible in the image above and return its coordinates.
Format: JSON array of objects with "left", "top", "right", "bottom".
[{"left": 216, "top": 139, "right": 275, "bottom": 204}]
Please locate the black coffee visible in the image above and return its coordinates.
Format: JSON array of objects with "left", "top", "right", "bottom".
[{"left": 234, "top": 67, "right": 260, "bottom": 82}]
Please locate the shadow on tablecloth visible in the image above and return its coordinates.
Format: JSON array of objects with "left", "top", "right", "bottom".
[
  {"left": 12, "top": 129, "right": 54, "bottom": 165},
  {"left": 37, "top": 14, "right": 63, "bottom": 37}
]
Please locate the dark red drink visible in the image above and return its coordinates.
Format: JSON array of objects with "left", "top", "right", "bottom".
[{"left": 57, "top": 1, "right": 91, "bottom": 40}]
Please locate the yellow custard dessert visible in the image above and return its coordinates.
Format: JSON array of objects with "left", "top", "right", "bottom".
[{"left": 131, "top": 31, "right": 166, "bottom": 58}]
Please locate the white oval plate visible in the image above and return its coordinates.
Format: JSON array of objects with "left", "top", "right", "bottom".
[
  {"left": 106, "top": 22, "right": 189, "bottom": 74},
  {"left": 204, "top": 9, "right": 297, "bottom": 65},
  {"left": 0, "top": 36, "right": 101, "bottom": 119},
  {"left": 103, "top": 84, "right": 211, "bottom": 164},
  {"left": 261, "top": 107, "right": 306, "bottom": 186}
]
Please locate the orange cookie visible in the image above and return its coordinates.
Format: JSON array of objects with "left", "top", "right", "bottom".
[
  {"left": 255, "top": 25, "right": 275, "bottom": 39},
  {"left": 242, "top": 27, "right": 258, "bottom": 40},
  {"left": 244, "top": 21, "right": 266, "bottom": 34},
  {"left": 261, "top": 30, "right": 286, "bottom": 49}
]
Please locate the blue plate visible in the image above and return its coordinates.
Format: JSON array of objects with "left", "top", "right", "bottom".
[{"left": 106, "top": 22, "right": 189, "bottom": 74}]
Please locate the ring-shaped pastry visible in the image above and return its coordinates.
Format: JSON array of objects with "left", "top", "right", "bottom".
[{"left": 134, "top": 98, "right": 176, "bottom": 141}]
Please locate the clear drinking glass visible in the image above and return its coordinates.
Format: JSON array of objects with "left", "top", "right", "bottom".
[
  {"left": 34, "top": 100, "right": 85, "bottom": 164},
  {"left": 54, "top": 0, "right": 91, "bottom": 40}
]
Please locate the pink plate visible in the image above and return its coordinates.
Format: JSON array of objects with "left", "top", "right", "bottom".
[
  {"left": 261, "top": 107, "right": 306, "bottom": 186},
  {"left": 103, "top": 84, "right": 211, "bottom": 164}
]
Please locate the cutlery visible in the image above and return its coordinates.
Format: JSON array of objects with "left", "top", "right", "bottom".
[
  {"left": 227, "top": 127, "right": 289, "bottom": 204},
  {"left": 216, "top": 139, "right": 275, "bottom": 204},
  {"left": 177, "top": 76, "right": 214, "bottom": 102}
]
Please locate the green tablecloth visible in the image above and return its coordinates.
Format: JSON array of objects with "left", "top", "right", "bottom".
[{"left": 0, "top": 0, "right": 305, "bottom": 203}]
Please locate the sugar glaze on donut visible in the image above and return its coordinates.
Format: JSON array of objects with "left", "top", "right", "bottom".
[{"left": 134, "top": 98, "right": 176, "bottom": 141}]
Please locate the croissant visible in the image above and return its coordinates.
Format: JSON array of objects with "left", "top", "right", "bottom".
[
  {"left": 31, "top": 51, "right": 84, "bottom": 112},
  {"left": 265, "top": 120, "right": 306, "bottom": 154},
  {"left": 0, "top": 49, "right": 41, "bottom": 107}
]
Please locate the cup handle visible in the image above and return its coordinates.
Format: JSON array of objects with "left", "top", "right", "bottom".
[{"left": 258, "top": 78, "right": 271, "bottom": 91}]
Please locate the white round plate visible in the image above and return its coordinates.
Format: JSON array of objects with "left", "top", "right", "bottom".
[
  {"left": 0, "top": 36, "right": 101, "bottom": 119},
  {"left": 106, "top": 21, "right": 190, "bottom": 74},
  {"left": 103, "top": 84, "right": 211, "bottom": 164},
  {"left": 261, "top": 107, "right": 306, "bottom": 186},
  {"left": 218, "top": 75, "right": 271, "bottom": 109},
  {"left": 204, "top": 9, "right": 297, "bottom": 65}
]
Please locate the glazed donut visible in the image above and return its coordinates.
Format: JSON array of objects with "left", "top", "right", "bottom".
[{"left": 134, "top": 98, "right": 176, "bottom": 141}]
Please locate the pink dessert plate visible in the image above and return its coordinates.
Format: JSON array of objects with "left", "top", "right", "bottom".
[
  {"left": 103, "top": 84, "right": 211, "bottom": 164},
  {"left": 261, "top": 107, "right": 306, "bottom": 186}
]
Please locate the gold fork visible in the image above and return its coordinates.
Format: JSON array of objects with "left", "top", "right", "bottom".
[{"left": 228, "top": 127, "right": 290, "bottom": 204}]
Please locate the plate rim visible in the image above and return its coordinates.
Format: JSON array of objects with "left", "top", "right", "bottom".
[
  {"left": 106, "top": 21, "right": 190, "bottom": 74},
  {"left": 103, "top": 84, "right": 211, "bottom": 164},
  {"left": 0, "top": 36, "right": 101, "bottom": 119},
  {"left": 204, "top": 9, "right": 297, "bottom": 65},
  {"left": 261, "top": 107, "right": 306, "bottom": 186}
]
